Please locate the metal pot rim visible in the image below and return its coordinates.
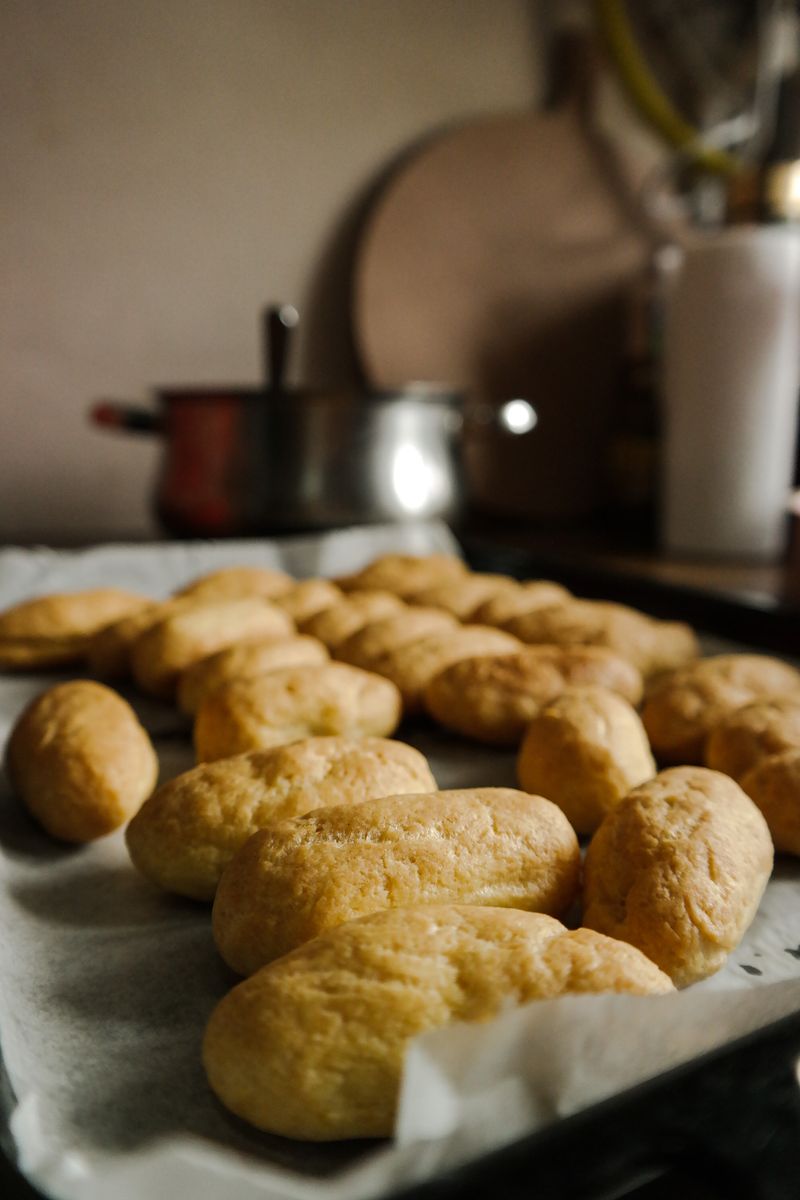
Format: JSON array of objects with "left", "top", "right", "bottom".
[{"left": 151, "top": 384, "right": 465, "bottom": 405}]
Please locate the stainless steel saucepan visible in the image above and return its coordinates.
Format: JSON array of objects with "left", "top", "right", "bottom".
[{"left": 90, "top": 307, "right": 537, "bottom": 536}]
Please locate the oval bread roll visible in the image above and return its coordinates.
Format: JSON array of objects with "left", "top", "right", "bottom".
[
  {"left": 504, "top": 600, "right": 651, "bottom": 669},
  {"left": 705, "top": 697, "right": 800, "bottom": 783},
  {"left": 424, "top": 646, "right": 643, "bottom": 745},
  {"left": 211, "top": 787, "right": 581, "bottom": 973},
  {"left": 646, "top": 620, "right": 701, "bottom": 679},
  {"left": 203, "top": 905, "right": 673, "bottom": 1140},
  {"left": 741, "top": 750, "right": 800, "bottom": 855},
  {"left": 334, "top": 607, "right": 458, "bottom": 669},
  {"left": 272, "top": 579, "right": 342, "bottom": 624},
  {"left": 517, "top": 686, "right": 655, "bottom": 834},
  {"left": 406, "top": 574, "right": 518, "bottom": 620},
  {"left": 335, "top": 553, "right": 468, "bottom": 596},
  {"left": 126, "top": 736, "right": 436, "bottom": 900},
  {"left": 300, "top": 591, "right": 406, "bottom": 648},
  {"left": 642, "top": 655, "right": 800, "bottom": 764},
  {"left": 5, "top": 680, "right": 158, "bottom": 842},
  {"left": 505, "top": 600, "right": 698, "bottom": 680},
  {"left": 130, "top": 598, "right": 294, "bottom": 699},
  {"left": 583, "top": 766, "right": 774, "bottom": 986},
  {"left": 369, "top": 625, "right": 521, "bottom": 715},
  {"left": 194, "top": 662, "right": 402, "bottom": 762},
  {"left": 0, "top": 588, "right": 151, "bottom": 670},
  {"left": 174, "top": 565, "right": 294, "bottom": 602},
  {"left": 87, "top": 600, "right": 176, "bottom": 679},
  {"left": 87, "top": 593, "right": 231, "bottom": 680},
  {"left": 471, "top": 580, "right": 572, "bottom": 626},
  {"left": 177, "top": 635, "right": 329, "bottom": 715}
]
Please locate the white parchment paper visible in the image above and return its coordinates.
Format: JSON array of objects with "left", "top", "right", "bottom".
[{"left": 0, "top": 523, "right": 798, "bottom": 1200}]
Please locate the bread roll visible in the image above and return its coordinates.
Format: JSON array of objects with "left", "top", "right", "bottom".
[
  {"left": 505, "top": 600, "right": 697, "bottom": 680},
  {"left": 194, "top": 662, "right": 402, "bottom": 762},
  {"left": 177, "top": 635, "right": 329, "bottom": 716},
  {"left": 471, "top": 580, "right": 571, "bottom": 626},
  {"left": 335, "top": 553, "right": 468, "bottom": 597},
  {"left": 174, "top": 565, "right": 294, "bottom": 602},
  {"left": 130, "top": 598, "right": 293, "bottom": 699},
  {"left": 334, "top": 607, "right": 458, "bottom": 669},
  {"left": 272, "top": 579, "right": 342, "bottom": 624},
  {"left": 741, "top": 750, "right": 800, "bottom": 855},
  {"left": 642, "top": 655, "right": 800, "bottom": 764},
  {"left": 300, "top": 591, "right": 405, "bottom": 648},
  {"left": 87, "top": 600, "right": 177, "bottom": 679},
  {"left": 406, "top": 574, "right": 518, "bottom": 620},
  {"left": 212, "top": 787, "right": 580, "bottom": 973},
  {"left": 517, "top": 686, "right": 655, "bottom": 834},
  {"left": 5, "top": 680, "right": 158, "bottom": 841},
  {"left": 424, "top": 646, "right": 643, "bottom": 746},
  {"left": 88, "top": 592, "right": 247, "bottom": 680},
  {"left": 705, "top": 697, "right": 800, "bottom": 782},
  {"left": 203, "top": 905, "right": 673, "bottom": 1140},
  {"left": 126, "top": 736, "right": 435, "bottom": 900},
  {"left": 583, "top": 766, "right": 773, "bottom": 986},
  {"left": 0, "top": 589, "right": 151, "bottom": 670},
  {"left": 369, "top": 625, "right": 521, "bottom": 715}
]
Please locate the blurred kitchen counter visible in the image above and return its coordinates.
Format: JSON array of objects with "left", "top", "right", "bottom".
[{"left": 457, "top": 515, "right": 800, "bottom": 655}]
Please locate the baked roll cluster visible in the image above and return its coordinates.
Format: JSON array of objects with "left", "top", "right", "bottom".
[
  {"left": 642, "top": 655, "right": 800, "bottom": 853},
  {"left": 0, "top": 552, "right": 791, "bottom": 1145}
]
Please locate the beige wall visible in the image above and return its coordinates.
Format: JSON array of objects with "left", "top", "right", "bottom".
[{"left": 0, "top": 0, "right": 549, "bottom": 541}]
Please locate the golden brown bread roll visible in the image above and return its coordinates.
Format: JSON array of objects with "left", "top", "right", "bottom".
[
  {"left": 583, "top": 766, "right": 773, "bottom": 986},
  {"left": 406, "top": 574, "right": 519, "bottom": 620},
  {"left": 194, "top": 662, "right": 402, "bottom": 762},
  {"left": 642, "top": 655, "right": 800, "bottom": 764},
  {"left": 646, "top": 621, "right": 701, "bottom": 679},
  {"left": 87, "top": 600, "right": 175, "bottom": 679},
  {"left": 203, "top": 905, "right": 673, "bottom": 1140},
  {"left": 87, "top": 594, "right": 219, "bottom": 680},
  {"left": 424, "top": 646, "right": 644, "bottom": 746},
  {"left": 334, "top": 607, "right": 459, "bottom": 669},
  {"left": 299, "top": 591, "right": 406, "bottom": 648},
  {"left": 0, "top": 589, "right": 151, "bottom": 670},
  {"left": 272, "top": 579, "right": 342, "bottom": 624},
  {"left": 5, "top": 680, "right": 158, "bottom": 842},
  {"left": 504, "top": 599, "right": 649, "bottom": 665},
  {"left": 130, "top": 598, "right": 294, "bottom": 699},
  {"left": 335, "top": 553, "right": 468, "bottom": 597},
  {"left": 471, "top": 580, "right": 572, "bottom": 626},
  {"left": 741, "top": 750, "right": 800, "bottom": 855},
  {"left": 173, "top": 565, "right": 294, "bottom": 602},
  {"left": 504, "top": 600, "right": 698, "bottom": 680},
  {"left": 211, "top": 787, "right": 581, "bottom": 974},
  {"left": 126, "top": 736, "right": 435, "bottom": 900},
  {"left": 369, "top": 625, "right": 521, "bottom": 715},
  {"left": 517, "top": 686, "right": 655, "bottom": 834},
  {"left": 704, "top": 697, "right": 800, "bottom": 782},
  {"left": 176, "top": 635, "right": 329, "bottom": 716}
]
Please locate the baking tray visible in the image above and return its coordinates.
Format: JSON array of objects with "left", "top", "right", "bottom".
[{"left": 0, "top": 531, "right": 798, "bottom": 1200}]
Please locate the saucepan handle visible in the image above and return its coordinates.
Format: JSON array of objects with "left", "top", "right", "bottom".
[{"left": 90, "top": 401, "right": 164, "bottom": 435}]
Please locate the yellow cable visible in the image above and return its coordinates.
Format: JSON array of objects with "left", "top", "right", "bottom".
[{"left": 593, "top": 0, "right": 740, "bottom": 174}]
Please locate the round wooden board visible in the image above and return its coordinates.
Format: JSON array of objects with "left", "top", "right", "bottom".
[{"left": 353, "top": 107, "right": 652, "bottom": 517}]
